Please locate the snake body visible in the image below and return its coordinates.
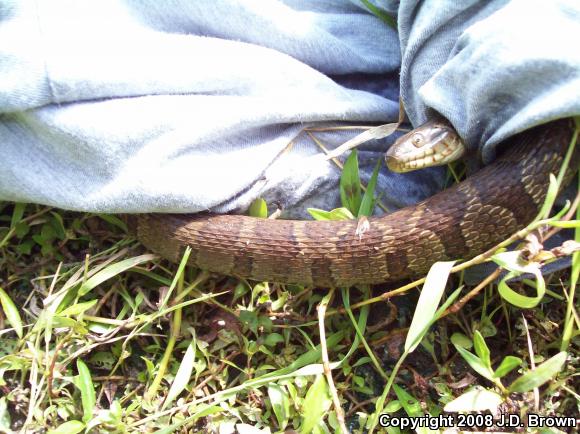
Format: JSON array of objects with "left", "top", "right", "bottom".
[{"left": 133, "top": 119, "right": 577, "bottom": 287}]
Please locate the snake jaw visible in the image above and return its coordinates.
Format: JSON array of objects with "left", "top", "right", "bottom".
[{"left": 386, "top": 120, "right": 466, "bottom": 173}]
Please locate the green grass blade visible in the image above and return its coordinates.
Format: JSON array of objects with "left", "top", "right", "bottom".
[
  {"left": 79, "top": 254, "right": 156, "bottom": 296},
  {"left": 498, "top": 270, "right": 545, "bottom": 308},
  {"left": 10, "top": 203, "right": 26, "bottom": 229},
  {"left": 0, "top": 287, "right": 23, "bottom": 338},
  {"left": 358, "top": 158, "right": 382, "bottom": 217},
  {"left": 162, "top": 339, "right": 196, "bottom": 410},
  {"left": 340, "top": 150, "right": 362, "bottom": 215},
  {"left": 473, "top": 331, "right": 492, "bottom": 372},
  {"left": 96, "top": 213, "right": 128, "bottom": 232},
  {"left": 405, "top": 261, "right": 455, "bottom": 352},
  {"left": 360, "top": 0, "right": 397, "bottom": 29},
  {"left": 538, "top": 174, "right": 559, "bottom": 220}
]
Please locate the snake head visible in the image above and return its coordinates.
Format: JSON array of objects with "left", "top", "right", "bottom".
[{"left": 385, "top": 120, "right": 466, "bottom": 173}]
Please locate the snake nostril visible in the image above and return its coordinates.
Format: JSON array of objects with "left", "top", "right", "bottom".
[{"left": 385, "top": 155, "right": 399, "bottom": 171}]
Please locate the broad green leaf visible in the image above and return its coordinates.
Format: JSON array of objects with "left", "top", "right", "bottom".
[
  {"left": 163, "top": 340, "right": 196, "bottom": 410},
  {"left": 383, "top": 400, "right": 402, "bottom": 413},
  {"left": 454, "top": 346, "right": 493, "bottom": 381},
  {"left": 301, "top": 375, "right": 331, "bottom": 434},
  {"left": 79, "top": 254, "right": 156, "bottom": 296},
  {"left": 252, "top": 281, "right": 270, "bottom": 306},
  {"left": 307, "top": 207, "right": 354, "bottom": 221},
  {"left": 268, "top": 383, "right": 290, "bottom": 430},
  {"left": 40, "top": 223, "right": 57, "bottom": 243},
  {"left": 405, "top": 261, "right": 455, "bottom": 352},
  {"left": 473, "top": 331, "right": 492, "bottom": 371},
  {"left": 74, "top": 359, "right": 96, "bottom": 423},
  {"left": 340, "top": 150, "right": 362, "bottom": 215},
  {"left": 59, "top": 299, "right": 98, "bottom": 317},
  {"left": 444, "top": 387, "right": 503, "bottom": 413},
  {"left": 450, "top": 332, "right": 472, "bottom": 349},
  {"left": 264, "top": 333, "right": 284, "bottom": 347},
  {"left": 270, "top": 291, "right": 289, "bottom": 311},
  {"left": 508, "top": 352, "right": 567, "bottom": 393},
  {"left": 232, "top": 282, "right": 251, "bottom": 304},
  {"left": 0, "top": 287, "right": 23, "bottom": 339},
  {"left": 493, "top": 356, "right": 522, "bottom": 379},
  {"left": 47, "top": 420, "right": 85, "bottom": 434},
  {"left": 239, "top": 310, "right": 259, "bottom": 334},
  {"left": 358, "top": 159, "right": 381, "bottom": 217},
  {"left": 248, "top": 198, "right": 268, "bottom": 218},
  {"left": 14, "top": 221, "right": 30, "bottom": 239}
]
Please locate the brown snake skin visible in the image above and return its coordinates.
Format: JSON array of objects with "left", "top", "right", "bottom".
[{"left": 132, "top": 119, "right": 578, "bottom": 287}]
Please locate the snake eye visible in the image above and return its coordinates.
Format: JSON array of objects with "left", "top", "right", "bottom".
[{"left": 411, "top": 133, "right": 424, "bottom": 147}]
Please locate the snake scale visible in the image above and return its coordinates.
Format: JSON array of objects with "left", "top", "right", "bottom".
[{"left": 131, "top": 118, "right": 578, "bottom": 287}]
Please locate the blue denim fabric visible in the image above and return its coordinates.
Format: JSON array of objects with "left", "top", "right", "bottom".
[{"left": 0, "top": 0, "right": 578, "bottom": 218}]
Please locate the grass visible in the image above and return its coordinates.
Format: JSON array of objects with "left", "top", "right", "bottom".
[{"left": 0, "top": 124, "right": 579, "bottom": 433}]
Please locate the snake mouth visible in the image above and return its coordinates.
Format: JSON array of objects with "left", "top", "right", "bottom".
[
  {"left": 386, "top": 149, "right": 462, "bottom": 173},
  {"left": 385, "top": 155, "right": 402, "bottom": 172},
  {"left": 386, "top": 150, "right": 434, "bottom": 173}
]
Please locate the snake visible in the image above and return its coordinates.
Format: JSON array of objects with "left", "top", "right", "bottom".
[{"left": 130, "top": 118, "right": 578, "bottom": 287}]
